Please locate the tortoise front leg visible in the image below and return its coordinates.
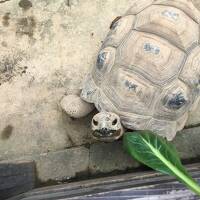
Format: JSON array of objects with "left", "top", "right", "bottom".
[{"left": 60, "top": 94, "right": 94, "bottom": 118}]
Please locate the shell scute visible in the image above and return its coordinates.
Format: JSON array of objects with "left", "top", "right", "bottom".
[
  {"left": 154, "top": 0, "right": 200, "bottom": 23},
  {"left": 135, "top": 5, "right": 199, "bottom": 51},
  {"left": 102, "top": 67, "right": 159, "bottom": 115},
  {"left": 154, "top": 80, "right": 192, "bottom": 120},
  {"left": 116, "top": 31, "right": 185, "bottom": 86},
  {"left": 180, "top": 46, "right": 200, "bottom": 91},
  {"left": 102, "top": 15, "right": 135, "bottom": 48}
]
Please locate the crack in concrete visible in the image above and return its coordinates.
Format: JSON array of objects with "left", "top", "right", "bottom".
[
  {"left": 0, "top": 0, "right": 11, "bottom": 3},
  {"left": 66, "top": 0, "right": 72, "bottom": 7},
  {"left": 66, "top": 0, "right": 78, "bottom": 7}
]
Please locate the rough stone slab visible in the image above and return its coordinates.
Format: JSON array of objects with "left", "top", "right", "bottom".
[
  {"left": 89, "top": 127, "right": 200, "bottom": 176},
  {"left": 16, "top": 147, "right": 89, "bottom": 183},
  {"left": 0, "top": 160, "right": 35, "bottom": 199},
  {"left": 89, "top": 141, "right": 140, "bottom": 175},
  {"left": 1, "top": 127, "right": 199, "bottom": 185},
  {"left": 173, "top": 127, "right": 200, "bottom": 160},
  {"left": 36, "top": 147, "right": 89, "bottom": 183}
]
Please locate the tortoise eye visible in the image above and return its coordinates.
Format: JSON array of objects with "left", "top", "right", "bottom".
[
  {"left": 93, "top": 119, "right": 98, "bottom": 126},
  {"left": 112, "top": 119, "right": 118, "bottom": 126}
]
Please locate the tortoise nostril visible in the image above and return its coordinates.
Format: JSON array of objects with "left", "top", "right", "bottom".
[
  {"left": 100, "top": 128, "right": 110, "bottom": 136},
  {"left": 112, "top": 118, "right": 118, "bottom": 125}
]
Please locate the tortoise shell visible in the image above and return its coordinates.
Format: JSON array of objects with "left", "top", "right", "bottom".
[{"left": 81, "top": 0, "right": 200, "bottom": 140}]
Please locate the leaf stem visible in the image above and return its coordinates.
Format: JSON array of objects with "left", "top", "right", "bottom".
[{"left": 143, "top": 138, "right": 200, "bottom": 196}]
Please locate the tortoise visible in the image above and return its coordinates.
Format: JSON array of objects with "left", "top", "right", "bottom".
[{"left": 61, "top": 0, "right": 200, "bottom": 142}]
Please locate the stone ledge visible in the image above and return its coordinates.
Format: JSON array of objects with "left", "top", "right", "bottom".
[
  {"left": 1, "top": 127, "right": 200, "bottom": 184},
  {"left": 89, "top": 141, "right": 139, "bottom": 175},
  {"left": 16, "top": 146, "right": 89, "bottom": 183},
  {"left": 174, "top": 127, "right": 200, "bottom": 160}
]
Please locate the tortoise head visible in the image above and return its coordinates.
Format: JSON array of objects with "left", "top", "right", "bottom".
[{"left": 91, "top": 112, "right": 124, "bottom": 142}]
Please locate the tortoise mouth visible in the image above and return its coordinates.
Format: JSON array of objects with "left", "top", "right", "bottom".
[{"left": 92, "top": 129, "right": 122, "bottom": 141}]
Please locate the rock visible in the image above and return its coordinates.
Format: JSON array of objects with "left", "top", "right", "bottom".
[
  {"left": 35, "top": 147, "right": 89, "bottom": 183},
  {"left": 19, "top": 147, "right": 89, "bottom": 183},
  {"left": 89, "top": 127, "right": 200, "bottom": 176},
  {"left": 89, "top": 141, "right": 139, "bottom": 175},
  {"left": 174, "top": 127, "right": 200, "bottom": 160}
]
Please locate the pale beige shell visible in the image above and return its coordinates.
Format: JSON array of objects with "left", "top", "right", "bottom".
[{"left": 81, "top": 0, "right": 200, "bottom": 140}]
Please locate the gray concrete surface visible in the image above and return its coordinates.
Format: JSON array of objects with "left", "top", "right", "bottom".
[{"left": 0, "top": 0, "right": 199, "bottom": 183}]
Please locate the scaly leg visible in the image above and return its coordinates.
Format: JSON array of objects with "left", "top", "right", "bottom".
[{"left": 60, "top": 94, "right": 94, "bottom": 118}]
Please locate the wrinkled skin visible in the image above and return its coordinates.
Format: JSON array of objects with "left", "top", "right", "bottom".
[{"left": 91, "top": 112, "right": 124, "bottom": 142}]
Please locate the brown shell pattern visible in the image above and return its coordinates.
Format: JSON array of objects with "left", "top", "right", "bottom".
[{"left": 82, "top": 0, "right": 200, "bottom": 140}]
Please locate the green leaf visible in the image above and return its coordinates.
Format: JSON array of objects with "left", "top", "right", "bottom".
[{"left": 123, "top": 131, "right": 200, "bottom": 195}]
